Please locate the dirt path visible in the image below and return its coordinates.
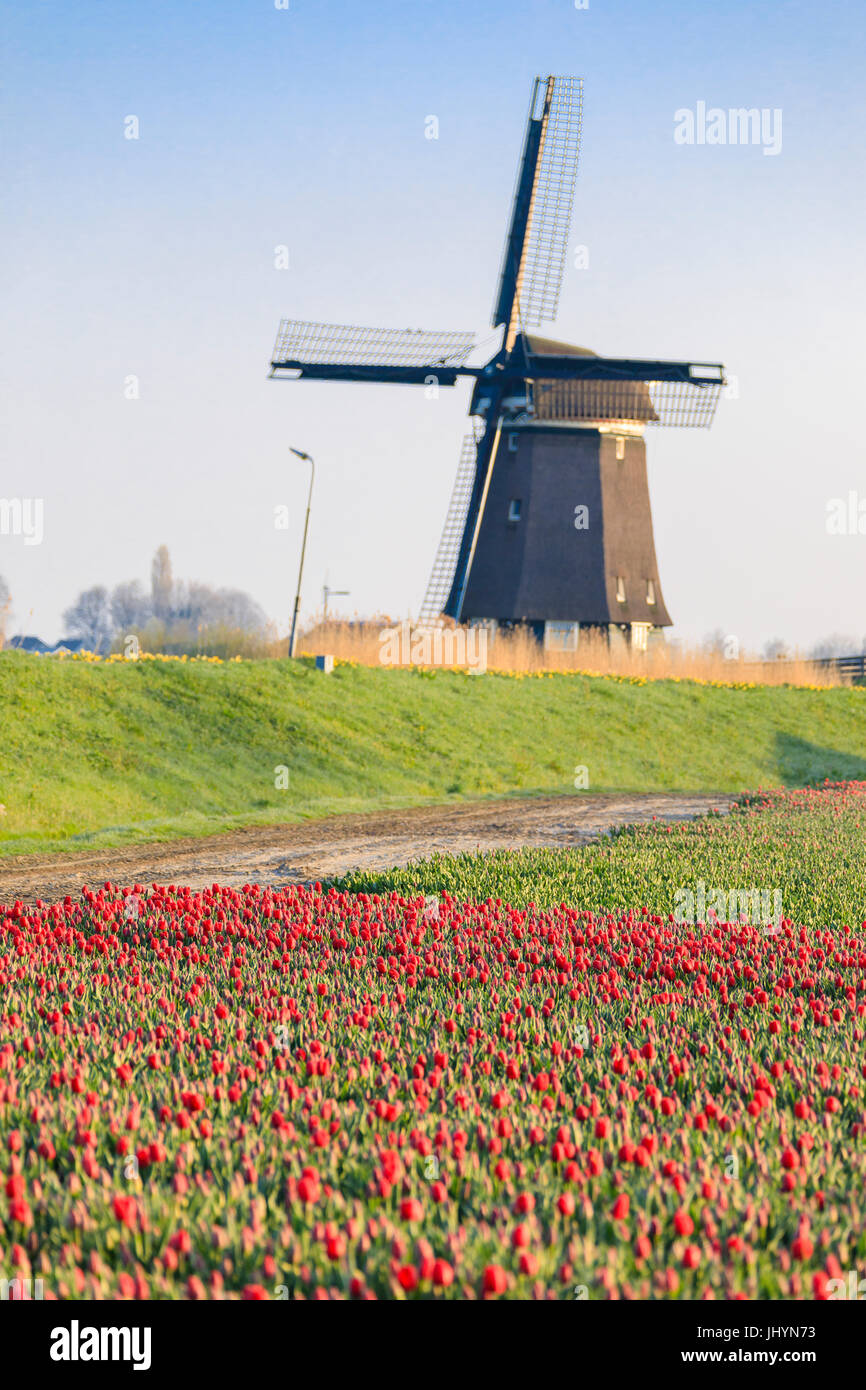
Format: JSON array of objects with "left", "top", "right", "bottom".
[{"left": 0, "top": 792, "right": 735, "bottom": 904}]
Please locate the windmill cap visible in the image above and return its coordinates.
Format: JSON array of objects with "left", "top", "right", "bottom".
[{"left": 522, "top": 334, "right": 598, "bottom": 357}]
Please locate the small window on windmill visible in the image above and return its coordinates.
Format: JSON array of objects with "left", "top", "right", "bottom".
[
  {"left": 507, "top": 432, "right": 520, "bottom": 453},
  {"left": 646, "top": 579, "right": 656, "bottom": 606},
  {"left": 507, "top": 498, "right": 522, "bottom": 523},
  {"left": 615, "top": 576, "right": 627, "bottom": 604},
  {"left": 615, "top": 436, "right": 626, "bottom": 460}
]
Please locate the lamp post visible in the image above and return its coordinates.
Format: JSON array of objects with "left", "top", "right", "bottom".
[
  {"left": 322, "top": 584, "right": 350, "bottom": 624},
  {"left": 288, "top": 447, "right": 314, "bottom": 659}
]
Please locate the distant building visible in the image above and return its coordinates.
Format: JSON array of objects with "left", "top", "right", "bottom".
[
  {"left": 52, "top": 638, "right": 88, "bottom": 653},
  {"left": 7, "top": 634, "right": 52, "bottom": 653},
  {"left": 6, "top": 635, "right": 88, "bottom": 654}
]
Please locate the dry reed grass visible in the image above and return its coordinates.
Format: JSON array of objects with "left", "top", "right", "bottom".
[{"left": 295, "top": 617, "right": 848, "bottom": 688}]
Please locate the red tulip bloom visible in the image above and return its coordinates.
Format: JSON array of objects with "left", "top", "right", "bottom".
[
  {"left": 9, "top": 1198, "right": 32, "bottom": 1228},
  {"left": 297, "top": 1174, "right": 320, "bottom": 1203},
  {"left": 674, "top": 1210, "right": 694, "bottom": 1236},
  {"left": 482, "top": 1264, "right": 508, "bottom": 1295},
  {"left": 432, "top": 1259, "right": 454, "bottom": 1287},
  {"left": 113, "top": 1194, "right": 136, "bottom": 1228}
]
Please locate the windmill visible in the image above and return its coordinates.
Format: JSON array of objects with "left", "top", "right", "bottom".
[{"left": 269, "top": 76, "right": 724, "bottom": 651}]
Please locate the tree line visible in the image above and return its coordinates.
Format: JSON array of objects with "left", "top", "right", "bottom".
[{"left": 0, "top": 547, "right": 269, "bottom": 656}]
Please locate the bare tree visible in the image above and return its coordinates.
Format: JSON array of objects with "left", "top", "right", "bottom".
[
  {"left": 810, "top": 633, "right": 863, "bottom": 660},
  {"left": 701, "top": 628, "right": 728, "bottom": 655},
  {"left": 207, "top": 587, "right": 266, "bottom": 632},
  {"left": 151, "top": 545, "right": 174, "bottom": 620},
  {"left": 173, "top": 581, "right": 266, "bottom": 632},
  {"left": 111, "top": 580, "right": 152, "bottom": 632},
  {"left": 62, "top": 586, "right": 114, "bottom": 651},
  {"left": 62, "top": 549, "right": 268, "bottom": 655},
  {"left": 762, "top": 637, "right": 789, "bottom": 661}
]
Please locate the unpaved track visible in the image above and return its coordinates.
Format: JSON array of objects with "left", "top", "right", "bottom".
[{"left": 0, "top": 793, "right": 735, "bottom": 904}]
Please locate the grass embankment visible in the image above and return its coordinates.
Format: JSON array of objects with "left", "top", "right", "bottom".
[{"left": 2, "top": 650, "right": 866, "bottom": 855}]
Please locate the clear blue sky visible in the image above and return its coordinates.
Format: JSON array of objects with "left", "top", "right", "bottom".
[{"left": 2, "top": 0, "right": 865, "bottom": 649}]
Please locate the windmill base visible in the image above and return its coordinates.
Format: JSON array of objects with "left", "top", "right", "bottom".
[
  {"left": 469, "top": 617, "right": 668, "bottom": 653},
  {"left": 457, "top": 423, "right": 673, "bottom": 631}
]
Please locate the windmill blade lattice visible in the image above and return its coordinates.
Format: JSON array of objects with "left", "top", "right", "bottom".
[
  {"left": 532, "top": 376, "right": 724, "bottom": 428},
  {"left": 272, "top": 320, "right": 476, "bottom": 370},
  {"left": 418, "top": 422, "right": 485, "bottom": 624},
  {"left": 493, "top": 77, "right": 584, "bottom": 337},
  {"left": 518, "top": 77, "right": 584, "bottom": 327}
]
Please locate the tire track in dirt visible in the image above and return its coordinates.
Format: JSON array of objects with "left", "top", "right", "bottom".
[{"left": 0, "top": 792, "right": 735, "bottom": 903}]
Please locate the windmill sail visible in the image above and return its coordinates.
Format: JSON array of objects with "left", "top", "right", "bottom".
[
  {"left": 492, "top": 76, "right": 584, "bottom": 346},
  {"left": 520, "top": 338, "right": 725, "bottom": 428},
  {"left": 532, "top": 375, "right": 723, "bottom": 428},
  {"left": 270, "top": 320, "right": 476, "bottom": 384},
  {"left": 419, "top": 423, "right": 484, "bottom": 624}
]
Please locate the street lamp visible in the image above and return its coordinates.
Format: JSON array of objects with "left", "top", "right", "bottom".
[
  {"left": 288, "top": 447, "right": 315, "bottom": 659},
  {"left": 322, "top": 584, "right": 350, "bottom": 624}
]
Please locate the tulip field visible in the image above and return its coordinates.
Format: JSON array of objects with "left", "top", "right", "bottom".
[{"left": 2, "top": 781, "right": 865, "bottom": 1300}]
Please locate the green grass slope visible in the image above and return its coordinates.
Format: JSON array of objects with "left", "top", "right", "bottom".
[{"left": 2, "top": 651, "right": 866, "bottom": 854}]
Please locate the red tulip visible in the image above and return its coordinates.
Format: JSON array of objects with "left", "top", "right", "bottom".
[
  {"left": 482, "top": 1264, "right": 508, "bottom": 1295},
  {"left": 431, "top": 1259, "right": 454, "bottom": 1287}
]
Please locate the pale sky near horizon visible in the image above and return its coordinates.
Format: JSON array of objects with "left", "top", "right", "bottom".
[{"left": 2, "top": 0, "right": 865, "bottom": 650}]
